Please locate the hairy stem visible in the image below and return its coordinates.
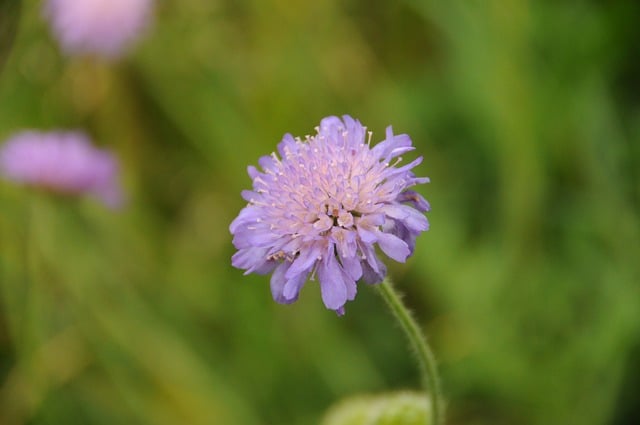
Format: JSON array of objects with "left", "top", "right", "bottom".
[{"left": 376, "top": 277, "right": 444, "bottom": 425}]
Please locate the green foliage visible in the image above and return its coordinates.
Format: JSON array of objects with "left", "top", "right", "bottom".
[
  {"left": 0, "top": 0, "right": 21, "bottom": 73},
  {"left": 1, "top": 1, "right": 639, "bottom": 424}
]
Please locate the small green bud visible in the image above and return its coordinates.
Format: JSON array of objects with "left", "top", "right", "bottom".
[{"left": 322, "top": 391, "right": 432, "bottom": 425}]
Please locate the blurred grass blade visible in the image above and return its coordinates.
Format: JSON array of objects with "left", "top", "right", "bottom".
[{"left": 0, "top": 0, "right": 21, "bottom": 73}]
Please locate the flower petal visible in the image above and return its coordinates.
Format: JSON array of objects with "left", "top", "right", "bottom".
[
  {"left": 285, "top": 244, "right": 321, "bottom": 279},
  {"left": 317, "top": 255, "right": 348, "bottom": 311},
  {"left": 282, "top": 273, "right": 307, "bottom": 302},
  {"left": 381, "top": 204, "right": 429, "bottom": 232},
  {"left": 232, "top": 228, "right": 279, "bottom": 249},
  {"left": 361, "top": 259, "right": 386, "bottom": 284},
  {"left": 277, "top": 133, "right": 298, "bottom": 158},
  {"left": 376, "top": 231, "right": 410, "bottom": 262},
  {"left": 397, "top": 190, "right": 431, "bottom": 212},
  {"left": 270, "top": 262, "right": 292, "bottom": 304},
  {"left": 340, "top": 254, "right": 363, "bottom": 282}
]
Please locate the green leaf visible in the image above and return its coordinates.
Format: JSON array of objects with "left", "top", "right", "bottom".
[{"left": 0, "top": 0, "right": 21, "bottom": 74}]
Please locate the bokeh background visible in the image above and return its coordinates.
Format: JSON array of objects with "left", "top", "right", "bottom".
[{"left": 1, "top": 0, "right": 639, "bottom": 424}]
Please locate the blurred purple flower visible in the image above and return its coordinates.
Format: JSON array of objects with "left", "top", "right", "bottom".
[
  {"left": 0, "top": 130, "right": 123, "bottom": 208},
  {"left": 44, "top": 0, "right": 153, "bottom": 58},
  {"left": 230, "top": 116, "right": 430, "bottom": 315}
]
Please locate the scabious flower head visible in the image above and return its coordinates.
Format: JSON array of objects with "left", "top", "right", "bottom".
[
  {"left": 0, "top": 130, "right": 122, "bottom": 208},
  {"left": 44, "top": 0, "right": 154, "bottom": 59},
  {"left": 230, "top": 116, "right": 430, "bottom": 315}
]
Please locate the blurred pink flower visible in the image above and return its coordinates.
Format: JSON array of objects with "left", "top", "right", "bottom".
[
  {"left": 0, "top": 130, "right": 123, "bottom": 208},
  {"left": 44, "top": 0, "right": 154, "bottom": 58}
]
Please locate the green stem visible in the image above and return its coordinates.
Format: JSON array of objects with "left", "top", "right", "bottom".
[{"left": 376, "top": 277, "right": 444, "bottom": 425}]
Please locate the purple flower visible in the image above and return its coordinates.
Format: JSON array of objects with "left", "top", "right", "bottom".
[
  {"left": 44, "top": 0, "right": 154, "bottom": 59},
  {"left": 0, "top": 130, "right": 122, "bottom": 208},
  {"left": 230, "top": 116, "right": 430, "bottom": 315}
]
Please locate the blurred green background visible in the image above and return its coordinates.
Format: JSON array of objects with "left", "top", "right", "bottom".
[{"left": 1, "top": 0, "right": 639, "bottom": 424}]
